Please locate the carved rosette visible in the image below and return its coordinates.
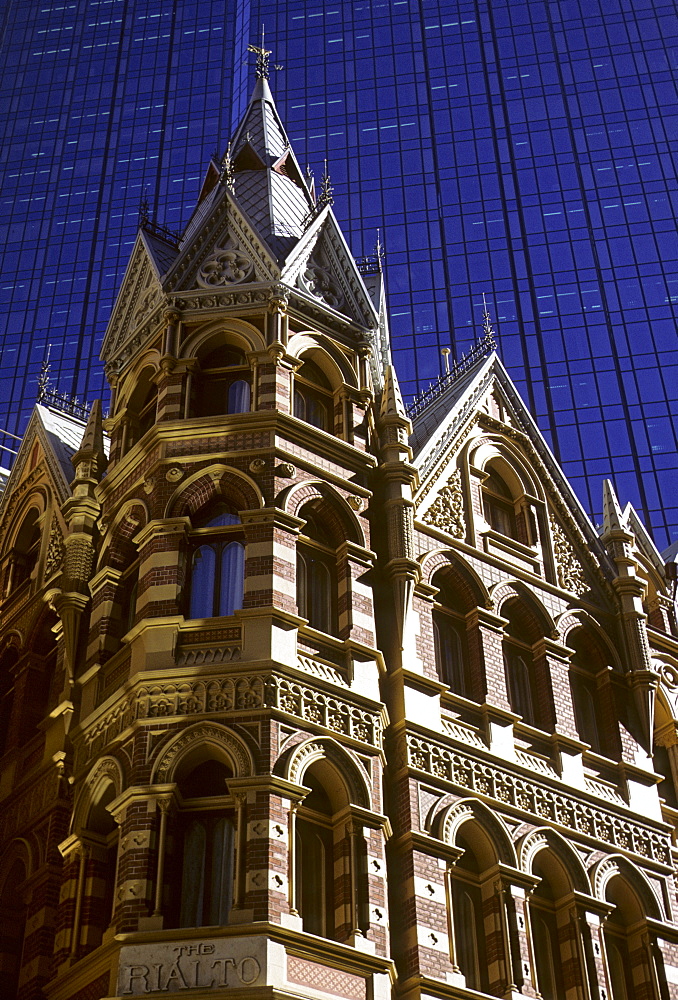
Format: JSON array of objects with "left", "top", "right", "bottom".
[
  {"left": 423, "top": 469, "right": 465, "bottom": 538},
  {"left": 550, "top": 514, "right": 588, "bottom": 596},
  {"left": 299, "top": 261, "right": 343, "bottom": 310},
  {"left": 197, "top": 237, "right": 255, "bottom": 287}
]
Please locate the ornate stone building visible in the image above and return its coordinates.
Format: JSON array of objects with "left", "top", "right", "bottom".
[{"left": 1, "top": 61, "right": 678, "bottom": 1000}]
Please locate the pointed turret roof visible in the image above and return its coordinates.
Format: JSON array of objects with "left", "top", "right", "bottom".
[
  {"left": 180, "top": 59, "right": 314, "bottom": 264},
  {"left": 102, "top": 54, "right": 381, "bottom": 371}
]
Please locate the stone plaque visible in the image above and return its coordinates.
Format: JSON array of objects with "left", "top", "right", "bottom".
[{"left": 117, "top": 936, "right": 269, "bottom": 995}]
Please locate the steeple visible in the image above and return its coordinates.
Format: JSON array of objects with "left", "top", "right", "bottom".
[{"left": 218, "top": 44, "right": 314, "bottom": 262}]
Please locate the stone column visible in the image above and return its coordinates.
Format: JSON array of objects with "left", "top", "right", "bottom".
[
  {"left": 337, "top": 540, "right": 375, "bottom": 646},
  {"left": 494, "top": 870, "right": 541, "bottom": 999},
  {"left": 576, "top": 899, "right": 613, "bottom": 1000},
  {"left": 130, "top": 519, "right": 189, "bottom": 671},
  {"left": 227, "top": 776, "right": 306, "bottom": 929},
  {"left": 473, "top": 608, "right": 516, "bottom": 759},
  {"left": 107, "top": 788, "right": 158, "bottom": 934}
]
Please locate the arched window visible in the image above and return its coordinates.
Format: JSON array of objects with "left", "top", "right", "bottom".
[
  {"left": 192, "top": 344, "right": 251, "bottom": 417},
  {"left": 482, "top": 467, "right": 517, "bottom": 539},
  {"left": 431, "top": 575, "right": 471, "bottom": 697},
  {"left": 296, "top": 774, "right": 335, "bottom": 937},
  {"left": 603, "top": 877, "right": 654, "bottom": 1000},
  {"left": 0, "top": 858, "right": 28, "bottom": 999},
  {"left": 297, "top": 504, "right": 337, "bottom": 635},
  {"left": 502, "top": 599, "right": 543, "bottom": 729},
  {"left": 294, "top": 358, "right": 333, "bottom": 432},
  {"left": 125, "top": 371, "right": 158, "bottom": 450},
  {"left": 568, "top": 627, "right": 613, "bottom": 756},
  {"left": 8, "top": 509, "right": 41, "bottom": 593},
  {"left": 188, "top": 503, "right": 244, "bottom": 620},
  {"left": 529, "top": 856, "right": 568, "bottom": 1000},
  {"left": 82, "top": 785, "right": 119, "bottom": 949},
  {"left": 450, "top": 833, "right": 487, "bottom": 991},
  {"left": 0, "top": 645, "right": 18, "bottom": 756},
  {"left": 294, "top": 764, "right": 365, "bottom": 942},
  {"left": 171, "top": 759, "right": 236, "bottom": 929}
]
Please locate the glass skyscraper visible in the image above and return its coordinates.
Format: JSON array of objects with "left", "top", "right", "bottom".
[{"left": 1, "top": 1, "right": 676, "bottom": 546}]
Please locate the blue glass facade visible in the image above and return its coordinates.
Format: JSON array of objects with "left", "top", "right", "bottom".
[{"left": 1, "top": 1, "right": 677, "bottom": 545}]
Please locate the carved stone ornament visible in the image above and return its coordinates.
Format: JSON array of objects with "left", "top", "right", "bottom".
[
  {"left": 249, "top": 459, "right": 267, "bottom": 474},
  {"left": 276, "top": 463, "right": 296, "bottom": 479},
  {"left": 407, "top": 732, "right": 671, "bottom": 866},
  {"left": 299, "top": 260, "right": 344, "bottom": 310},
  {"left": 549, "top": 514, "right": 588, "bottom": 596},
  {"left": 165, "top": 466, "right": 184, "bottom": 483},
  {"left": 142, "top": 477, "right": 155, "bottom": 495},
  {"left": 423, "top": 468, "right": 465, "bottom": 538},
  {"left": 347, "top": 496, "right": 363, "bottom": 511},
  {"left": 44, "top": 516, "right": 64, "bottom": 578},
  {"left": 197, "top": 236, "right": 255, "bottom": 287}
]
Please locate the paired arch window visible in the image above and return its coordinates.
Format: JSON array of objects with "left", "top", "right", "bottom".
[
  {"left": 0, "top": 645, "right": 18, "bottom": 756},
  {"left": 297, "top": 505, "right": 337, "bottom": 635},
  {"left": 173, "top": 759, "right": 236, "bottom": 929},
  {"left": 603, "top": 877, "right": 648, "bottom": 1000},
  {"left": 81, "top": 785, "right": 119, "bottom": 950},
  {"left": 294, "top": 359, "right": 333, "bottom": 432},
  {"left": 192, "top": 345, "right": 251, "bottom": 418},
  {"left": 188, "top": 503, "right": 244, "bottom": 620}
]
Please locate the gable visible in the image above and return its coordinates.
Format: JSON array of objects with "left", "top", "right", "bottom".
[
  {"left": 162, "top": 185, "right": 281, "bottom": 294},
  {"left": 413, "top": 363, "right": 612, "bottom": 598},
  {"left": 282, "top": 210, "right": 378, "bottom": 330},
  {"left": 100, "top": 234, "right": 165, "bottom": 366}
]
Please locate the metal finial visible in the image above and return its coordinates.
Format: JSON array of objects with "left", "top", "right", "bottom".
[
  {"left": 37, "top": 344, "right": 52, "bottom": 402},
  {"left": 139, "top": 194, "right": 150, "bottom": 226},
  {"left": 441, "top": 347, "right": 451, "bottom": 375},
  {"left": 248, "top": 25, "right": 272, "bottom": 80},
  {"left": 375, "top": 228, "right": 385, "bottom": 270},
  {"left": 221, "top": 141, "right": 235, "bottom": 191},
  {"left": 318, "top": 159, "right": 334, "bottom": 208},
  {"left": 482, "top": 292, "right": 497, "bottom": 347}
]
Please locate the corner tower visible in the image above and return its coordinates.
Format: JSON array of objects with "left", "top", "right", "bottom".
[{"left": 64, "top": 57, "right": 392, "bottom": 999}]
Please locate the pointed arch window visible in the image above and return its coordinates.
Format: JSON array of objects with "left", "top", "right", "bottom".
[
  {"left": 294, "top": 359, "right": 333, "bottom": 432},
  {"left": 297, "top": 506, "right": 337, "bottom": 635},
  {"left": 192, "top": 345, "right": 251, "bottom": 418},
  {"left": 188, "top": 503, "right": 244, "bottom": 620}
]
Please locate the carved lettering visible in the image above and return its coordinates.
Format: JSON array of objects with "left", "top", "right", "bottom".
[{"left": 118, "top": 942, "right": 263, "bottom": 994}]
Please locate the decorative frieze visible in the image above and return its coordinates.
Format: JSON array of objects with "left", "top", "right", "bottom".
[
  {"left": 75, "top": 671, "right": 383, "bottom": 769},
  {"left": 406, "top": 733, "right": 671, "bottom": 865}
]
